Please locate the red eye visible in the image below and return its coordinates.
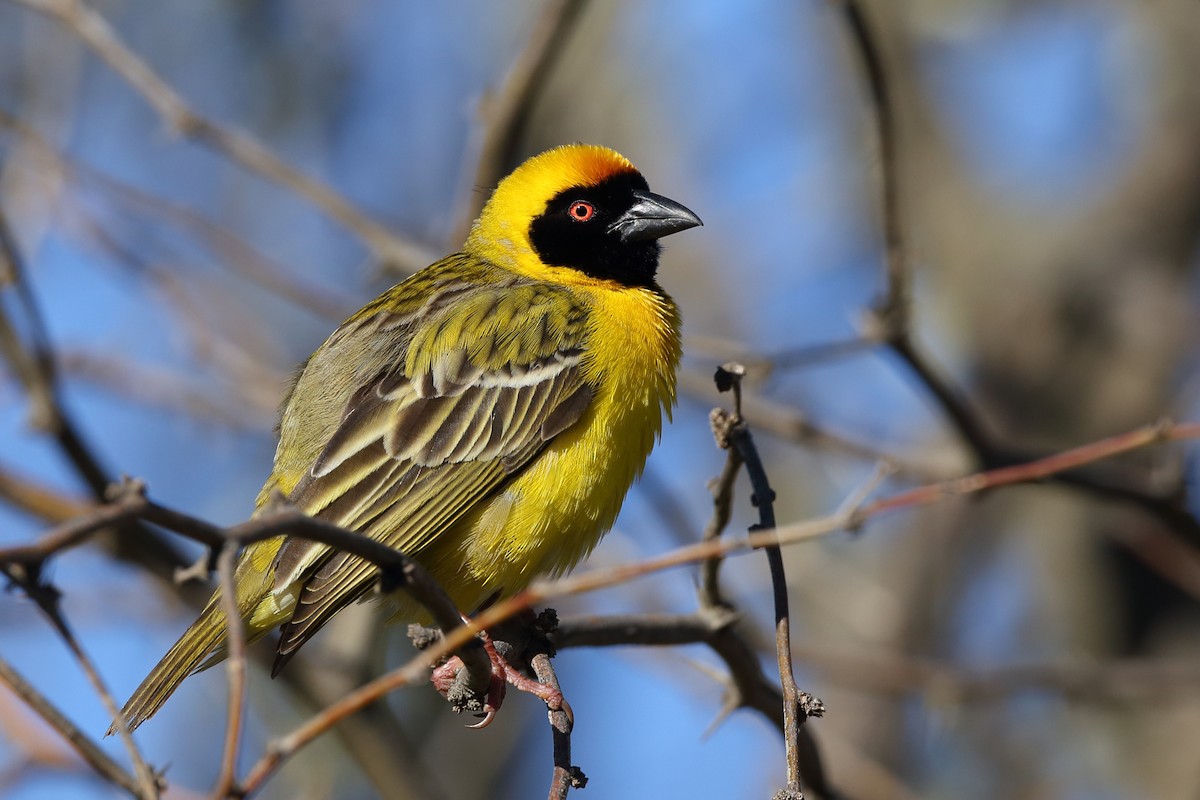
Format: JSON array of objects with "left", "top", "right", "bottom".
[{"left": 567, "top": 200, "right": 595, "bottom": 222}]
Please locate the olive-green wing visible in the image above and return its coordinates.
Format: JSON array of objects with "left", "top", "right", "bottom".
[{"left": 268, "top": 283, "right": 592, "bottom": 672}]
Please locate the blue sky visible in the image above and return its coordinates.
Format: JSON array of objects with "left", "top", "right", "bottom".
[{"left": 0, "top": 2, "right": 1185, "bottom": 799}]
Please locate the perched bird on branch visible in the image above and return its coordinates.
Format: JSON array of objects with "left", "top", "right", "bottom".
[{"left": 118, "top": 144, "right": 701, "bottom": 730}]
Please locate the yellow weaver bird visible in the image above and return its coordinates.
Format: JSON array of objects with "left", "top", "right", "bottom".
[{"left": 119, "top": 144, "right": 701, "bottom": 730}]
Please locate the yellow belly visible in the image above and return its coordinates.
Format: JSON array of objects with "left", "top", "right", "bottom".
[{"left": 422, "top": 282, "right": 680, "bottom": 610}]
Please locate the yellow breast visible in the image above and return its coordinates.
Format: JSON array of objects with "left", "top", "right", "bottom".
[{"left": 453, "top": 282, "right": 681, "bottom": 603}]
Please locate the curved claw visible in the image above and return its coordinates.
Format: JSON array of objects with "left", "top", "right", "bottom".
[
  {"left": 467, "top": 709, "right": 496, "bottom": 729},
  {"left": 556, "top": 696, "right": 575, "bottom": 729}
]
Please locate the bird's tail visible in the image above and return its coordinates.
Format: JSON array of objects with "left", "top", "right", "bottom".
[{"left": 111, "top": 600, "right": 228, "bottom": 734}]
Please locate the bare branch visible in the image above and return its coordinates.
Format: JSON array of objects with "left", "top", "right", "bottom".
[
  {"left": 9, "top": 0, "right": 436, "bottom": 272},
  {"left": 0, "top": 108, "right": 358, "bottom": 322},
  {"left": 0, "top": 655, "right": 147, "bottom": 798},
  {"left": 453, "top": 0, "right": 590, "bottom": 241},
  {"left": 530, "top": 652, "right": 585, "bottom": 800},
  {"left": 213, "top": 543, "right": 247, "bottom": 800},
  {"left": 0, "top": 465, "right": 92, "bottom": 524},
  {"left": 714, "top": 364, "right": 820, "bottom": 798},
  {"left": 0, "top": 563, "right": 160, "bottom": 797},
  {"left": 2, "top": 421, "right": 1196, "bottom": 797}
]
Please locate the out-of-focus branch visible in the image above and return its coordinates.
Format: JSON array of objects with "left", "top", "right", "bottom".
[
  {"left": 4, "top": 422, "right": 1198, "bottom": 796},
  {"left": 0, "top": 205, "right": 192, "bottom": 583},
  {"left": 678, "top": 366, "right": 939, "bottom": 481},
  {"left": 0, "top": 564, "right": 160, "bottom": 797},
  {"left": 831, "top": 0, "right": 1200, "bottom": 582},
  {"left": 212, "top": 543, "right": 246, "bottom": 800},
  {"left": 791, "top": 643, "right": 1200, "bottom": 703},
  {"left": 0, "top": 108, "right": 357, "bottom": 322},
  {"left": 0, "top": 465, "right": 91, "bottom": 523},
  {"left": 0, "top": 210, "right": 107, "bottom": 496},
  {"left": 0, "top": 655, "right": 147, "bottom": 798},
  {"left": 454, "top": 0, "right": 590, "bottom": 241},
  {"left": 831, "top": 0, "right": 998, "bottom": 462},
  {"left": 8, "top": 0, "right": 436, "bottom": 273},
  {"left": 556, "top": 618, "right": 1200, "bottom": 702},
  {"left": 57, "top": 349, "right": 275, "bottom": 430}
]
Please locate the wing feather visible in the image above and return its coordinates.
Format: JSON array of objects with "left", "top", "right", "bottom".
[{"left": 266, "top": 278, "right": 592, "bottom": 667}]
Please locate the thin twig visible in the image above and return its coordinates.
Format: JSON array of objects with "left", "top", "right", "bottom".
[
  {"left": 0, "top": 655, "right": 146, "bottom": 798},
  {"left": 714, "top": 364, "right": 817, "bottom": 798},
  {"left": 0, "top": 210, "right": 108, "bottom": 495},
  {"left": 699, "top": 430, "right": 742, "bottom": 608},
  {"left": 0, "top": 566, "right": 160, "bottom": 797},
  {"left": 530, "top": 653, "right": 585, "bottom": 800},
  {"left": 831, "top": 0, "right": 1200, "bottom": 573},
  {"left": 4, "top": 422, "right": 1198, "bottom": 797},
  {"left": 10, "top": 0, "right": 435, "bottom": 272},
  {"left": 212, "top": 543, "right": 246, "bottom": 800},
  {"left": 453, "top": 0, "right": 590, "bottom": 241},
  {"left": 0, "top": 108, "right": 357, "bottom": 322}
]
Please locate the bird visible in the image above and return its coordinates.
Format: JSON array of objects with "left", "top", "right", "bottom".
[{"left": 117, "top": 143, "right": 701, "bottom": 731}]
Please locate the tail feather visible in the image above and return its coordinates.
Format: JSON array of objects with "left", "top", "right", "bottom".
[{"left": 112, "top": 603, "right": 227, "bottom": 734}]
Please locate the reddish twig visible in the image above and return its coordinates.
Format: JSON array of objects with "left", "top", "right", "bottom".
[{"left": 3, "top": 423, "right": 1198, "bottom": 796}]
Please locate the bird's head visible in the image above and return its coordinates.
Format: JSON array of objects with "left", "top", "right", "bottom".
[{"left": 467, "top": 144, "right": 702, "bottom": 288}]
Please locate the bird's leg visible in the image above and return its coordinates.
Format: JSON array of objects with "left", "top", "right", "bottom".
[{"left": 424, "top": 609, "right": 571, "bottom": 729}]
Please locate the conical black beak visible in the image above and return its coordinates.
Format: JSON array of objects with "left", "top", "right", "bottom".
[{"left": 609, "top": 190, "right": 703, "bottom": 244}]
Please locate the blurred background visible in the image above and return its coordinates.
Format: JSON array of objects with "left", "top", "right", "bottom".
[{"left": 1, "top": 0, "right": 1199, "bottom": 798}]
